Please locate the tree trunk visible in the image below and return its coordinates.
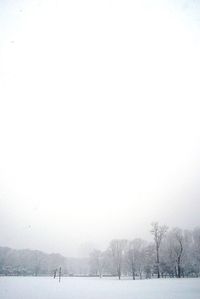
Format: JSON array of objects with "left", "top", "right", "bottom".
[
  {"left": 177, "top": 257, "right": 181, "bottom": 278},
  {"left": 131, "top": 262, "right": 135, "bottom": 280},
  {"left": 118, "top": 267, "right": 121, "bottom": 280},
  {"left": 156, "top": 245, "right": 160, "bottom": 278}
]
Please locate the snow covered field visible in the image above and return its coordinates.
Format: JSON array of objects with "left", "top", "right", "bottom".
[{"left": 0, "top": 277, "right": 200, "bottom": 299}]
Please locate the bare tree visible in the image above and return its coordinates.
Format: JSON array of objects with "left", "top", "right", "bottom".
[
  {"left": 171, "top": 228, "right": 184, "bottom": 278},
  {"left": 110, "top": 239, "right": 127, "bottom": 280},
  {"left": 151, "top": 222, "right": 168, "bottom": 278}
]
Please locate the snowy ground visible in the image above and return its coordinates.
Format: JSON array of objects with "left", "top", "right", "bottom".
[{"left": 0, "top": 277, "right": 200, "bottom": 299}]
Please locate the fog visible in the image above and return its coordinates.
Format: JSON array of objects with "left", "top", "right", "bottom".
[{"left": 0, "top": 0, "right": 200, "bottom": 257}]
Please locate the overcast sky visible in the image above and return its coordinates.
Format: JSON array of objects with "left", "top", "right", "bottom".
[{"left": 0, "top": 0, "right": 200, "bottom": 257}]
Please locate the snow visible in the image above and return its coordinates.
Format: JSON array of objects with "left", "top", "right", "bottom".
[{"left": 0, "top": 277, "right": 200, "bottom": 299}]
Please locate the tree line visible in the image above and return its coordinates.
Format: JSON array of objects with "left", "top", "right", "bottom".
[
  {"left": 89, "top": 223, "right": 200, "bottom": 279},
  {"left": 0, "top": 223, "right": 200, "bottom": 279}
]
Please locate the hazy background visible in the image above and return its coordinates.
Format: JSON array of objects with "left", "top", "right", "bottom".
[{"left": 0, "top": 0, "right": 200, "bottom": 257}]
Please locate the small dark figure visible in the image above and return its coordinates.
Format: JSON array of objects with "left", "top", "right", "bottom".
[
  {"left": 53, "top": 269, "right": 57, "bottom": 279},
  {"left": 59, "top": 267, "right": 61, "bottom": 282}
]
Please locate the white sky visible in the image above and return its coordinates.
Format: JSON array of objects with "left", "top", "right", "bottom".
[{"left": 0, "top": 0, "right": 200, "bottom": 257}]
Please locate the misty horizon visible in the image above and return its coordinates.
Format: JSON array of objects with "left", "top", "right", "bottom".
[{"left": 0, "top": 223, "right": 200, "bottom": 259}]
